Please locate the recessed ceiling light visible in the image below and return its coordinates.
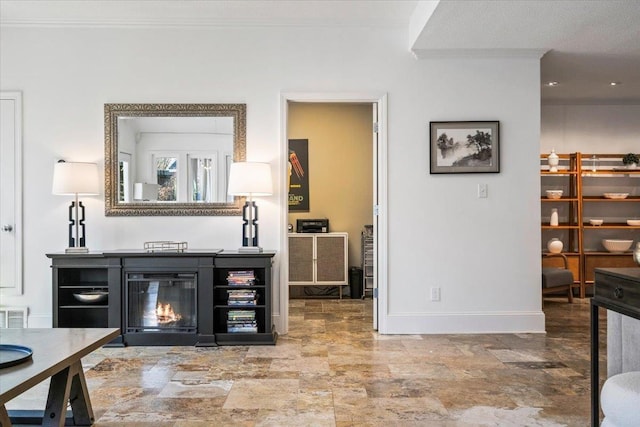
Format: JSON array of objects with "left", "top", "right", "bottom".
[
  {"left": 610, "top": 81, "right": 622, "bottom": 86},
  {"left": 546, "top": 81, "right": 559, "bottom": 87}
]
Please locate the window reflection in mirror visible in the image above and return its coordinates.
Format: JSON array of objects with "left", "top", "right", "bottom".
[
  {"left": 118, "top": 153, "right": 131, "bottom": 202},
  {"left": 155, "top": 156, "right": 177, "bottom": 201},
  {"left": 189, "top": 155, "right": 215, "bottom": 202}
]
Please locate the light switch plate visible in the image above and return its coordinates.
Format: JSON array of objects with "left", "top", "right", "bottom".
[{"left": 478, "top": 183, "right": 488, "bottom": 198}]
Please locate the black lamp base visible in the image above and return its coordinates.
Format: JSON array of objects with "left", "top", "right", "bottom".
[
  {"left": 68, "top": 200, "right": 87, "bottom": 247},
  {"left": 241, "top": 200, "right": 259, "bottom": 247},
  {"left": 66, "top": 199, "right": 88, "bottom": 253}
]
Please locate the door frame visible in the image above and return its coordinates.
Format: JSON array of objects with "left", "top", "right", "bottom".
[
  {"left": 0, "top": 91, "right": 23, "bottom": 296},
  {"left": 277, "top": 92, "right": 388, "bottom": 334}
]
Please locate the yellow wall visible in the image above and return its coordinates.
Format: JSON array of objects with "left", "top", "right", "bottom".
[{"left": 287, "top": 102, "right": 373, "bottom": 268}]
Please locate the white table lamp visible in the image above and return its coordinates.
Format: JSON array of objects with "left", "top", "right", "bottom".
[
  {"left": 227, "top": 162, "right": 273, "bottom": 253},
  {"left": 52, "top": 160, "right": 100, "bottom": 253}
]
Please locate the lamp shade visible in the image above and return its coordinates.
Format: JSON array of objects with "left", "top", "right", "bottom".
[
  {"left": 227, "top": 162, "right": 273, "bottom": 196},
  {"left": 52, "top": 161, "right": 100, "bottom": 195}
]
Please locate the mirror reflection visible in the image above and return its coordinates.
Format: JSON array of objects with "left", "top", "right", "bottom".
[
  {"left": 116, "top": 116, "right": 233, "bottom": 203},
  {"left": 105, "top": 104, "right": 246, "bottom": 216}
]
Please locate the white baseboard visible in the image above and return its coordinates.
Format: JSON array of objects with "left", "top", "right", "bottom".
[
  {"left": 272, "top": 313, "right": 284, "bottom": 335},
  {"left": 382, "top": 311, "right": 546, "bottom": 334}
]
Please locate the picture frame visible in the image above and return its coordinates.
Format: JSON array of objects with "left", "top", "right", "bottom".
[{"left": 430, "top": 121, "right": 500, "bottom": 174}]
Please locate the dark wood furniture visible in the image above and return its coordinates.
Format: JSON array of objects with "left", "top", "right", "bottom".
[
  {"left": 46, "top": 250, "right": 277, "bottom": 346},
  {"left": 48, "top": 254, "right": 123, "bottom": 344},
  {"left": 591, "top": 267, "right": 640, "bottom": 426},
  {"left": 0, "top": 328, "right": 120, "bottom": 427},
  {"left": 213, "top": 253, "right": 276, "bottom": 345}
]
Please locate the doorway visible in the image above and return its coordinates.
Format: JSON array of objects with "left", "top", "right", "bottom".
[
  {"left": 0, "top": 91, "right": 23, "bottom": 296},
  {"left": 278, "top": 92, "right": 388, "bottom": 335}
]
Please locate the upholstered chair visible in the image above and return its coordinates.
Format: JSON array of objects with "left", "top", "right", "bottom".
[{"left": 541, "top": 253, "right": 574, "bottom": 306}]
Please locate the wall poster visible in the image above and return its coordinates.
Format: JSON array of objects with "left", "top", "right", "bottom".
[{"left": 288, "top": 139, "right": 309, "bottom": 211}]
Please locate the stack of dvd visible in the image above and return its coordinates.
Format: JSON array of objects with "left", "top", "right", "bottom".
[
  {"left": 227, "top": 310, "right": 257, "bottom": 333},
  {"left": 227, "top": 270, "right": 256, "bottom": 286},
  {"left": 227, "top": 289, "right": 257, "bottom": 306}
]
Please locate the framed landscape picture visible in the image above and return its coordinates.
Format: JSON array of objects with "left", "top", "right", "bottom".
[{"left": 430, "top": 121, "right": 500, "bottom": 174}]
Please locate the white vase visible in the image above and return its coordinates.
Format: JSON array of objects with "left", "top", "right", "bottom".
[
  {"left": 547, "top": 238, "right": 563, "bottom": 254},
  {"left": 634, "top": 242, "right": 640, "bottom": 266},
  {"left": 550, "top": 208, "right": 559, "bottom": 226},
  {"left": 548, "top": 149, "right": 559, "bottom": 172}
]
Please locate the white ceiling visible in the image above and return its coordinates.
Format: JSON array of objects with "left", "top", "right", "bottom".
[
  {"left": 2, "top": 0, "right": 639, "bottom": 104},
  {"left": 410, "top": 0, "right": 640, "bottom": 104}
]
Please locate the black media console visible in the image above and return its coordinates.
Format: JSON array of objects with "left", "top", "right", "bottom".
[{"left": 46, "top": 250, "right": 277, "bottom": 346}]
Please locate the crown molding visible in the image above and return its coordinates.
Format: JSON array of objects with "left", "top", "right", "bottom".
[
  {"left": 542, "top": 99, "right": 640, "bottom": 106},
  {"left": 0, "top": 18, "right": 321, "bottom": 29},
  {"left": 411, "top": 48, "right": 549, "bottom": 60}
]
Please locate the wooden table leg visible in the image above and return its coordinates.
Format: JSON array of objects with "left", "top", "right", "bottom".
[
  {"left": 43, "top": 360, "right": 94, "bottom": 427},
  {"left": 0, "top": 404, "right": 12, "bottom": 427},
  {"left": 69, "top": 360, "right": 94, "bottom": 425}
]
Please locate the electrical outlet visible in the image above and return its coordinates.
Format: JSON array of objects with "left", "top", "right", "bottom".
[
  {"left": 478, "top": 183, "right": 488, "bottom": 198},
  {"left": 430, "top": 287, "right": 441, "bottom": 302}
]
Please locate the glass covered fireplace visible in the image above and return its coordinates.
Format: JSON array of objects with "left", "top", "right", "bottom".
[{"left": 126, "top": 273, "right": 197, "bottom": 333}]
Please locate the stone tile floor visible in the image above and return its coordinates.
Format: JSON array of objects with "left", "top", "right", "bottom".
[{"left": 6, "top": 297, "right": 604, "bottom": 426}]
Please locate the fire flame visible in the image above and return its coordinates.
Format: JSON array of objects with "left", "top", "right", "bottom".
[{"left": 156, "top": 303, "right": 182, "bottom": 323}]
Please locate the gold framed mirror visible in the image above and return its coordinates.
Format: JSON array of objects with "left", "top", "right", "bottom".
[{"left": 104, "top": 103, "right": 246, "bottom": 216}]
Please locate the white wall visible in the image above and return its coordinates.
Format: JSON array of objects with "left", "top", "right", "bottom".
[
  {"left": 383, "top": 57, "right": 543, "bottom": 333},
  {"left": 0, "top": 25, "right": 543, "bottom": 333},
  {"left": 541, "top": 105, "right": 640, "bottom": 153}
]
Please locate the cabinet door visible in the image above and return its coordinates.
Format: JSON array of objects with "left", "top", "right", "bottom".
[
  {"left": 316, "top": 235, "right": 346, "bottom": 283},
  {"left": 289, "top": 235, "right": 314, "bottom": 282}
]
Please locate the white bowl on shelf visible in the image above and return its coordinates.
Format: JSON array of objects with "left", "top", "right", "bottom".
[
  {"left": 627, "top": 219, "right": 640, "bottom": 226},
  {"left": 602, "top": 239, "right": 634, "bottom": 253},
  {"left": 545, "top": 190, "right": 563, "bottom": 199},
  {"left": 73, "top": 291, "right": 108, "bottom": 303},
  {"left": 603, "top": 193, "right": 629, "bottom": 199},
  {"left": 589, "top": 219, "right": 604, "bottom": 226}
]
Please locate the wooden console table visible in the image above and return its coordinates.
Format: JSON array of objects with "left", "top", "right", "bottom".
[{"left": 591, "top": 267, "right": 640, "bottom": 426}]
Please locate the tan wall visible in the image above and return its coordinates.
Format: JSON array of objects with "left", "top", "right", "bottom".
[{"left": 287, "top": 102, "right": 373, "bottom": 269}]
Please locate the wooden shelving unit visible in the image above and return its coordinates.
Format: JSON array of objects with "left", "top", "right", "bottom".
[{"left": 541, "top": 152, "right": 640, "bottom": 298}]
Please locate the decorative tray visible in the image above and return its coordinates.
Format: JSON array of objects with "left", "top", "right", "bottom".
[
  {"left": 144, "top": 241, "right": 188, "bottom": 252},
  {"left": 0, "top": 344, "right": 33, "bottom": 369}
]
